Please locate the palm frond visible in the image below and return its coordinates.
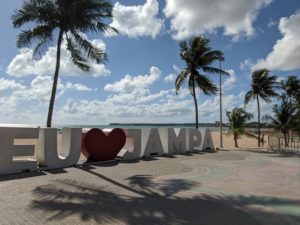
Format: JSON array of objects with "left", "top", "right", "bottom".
[
  {"left": 12, "top": 0, "right": 58, "bottom": 28},
  {"left": 58, "top": 0, "right": 117, "bottom": 34},
  {"left": 179, "top": 40, "right": 188, "bottom": 52},
  {"left": 203, "top": 50, "right": 224, "bottom": 61},
  {"left": 195, "top": 73, "right": 218, "bottom": 96},
  {"left": 32, "top": 36, "right": 52, "bottom": 60},
  {"left": 175, "top": 70, "right": 189, "bottom": 94},
  {"left": 16, "top": 25, "right": 54, "bottom": 48},
  {"left": 244, "top": 90, "right": 254, "bottom": 106},
  {"left": 202, "top": 66, "right": 230, "bottom": 76},
  {"left": 95, "top": 21, "right": 118, "bottom": 33},
  {"left": 66, "top": 36, "right": 90, "bottom": 72},
  {"left": 71, "top": 30, "right": 107, "bottom": 63}
]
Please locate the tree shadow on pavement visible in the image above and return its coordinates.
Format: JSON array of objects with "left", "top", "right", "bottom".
[{"left": 30, "top": 168, "right": 300, "bottom": 225}]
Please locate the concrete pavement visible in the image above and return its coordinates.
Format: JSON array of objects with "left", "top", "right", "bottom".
[{"left": 0, "top": 150, "right": 299, "bottom": 225}]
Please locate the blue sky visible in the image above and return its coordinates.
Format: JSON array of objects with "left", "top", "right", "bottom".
[{"left": 0, "top": 0, "right": 299, "bottom": 126}]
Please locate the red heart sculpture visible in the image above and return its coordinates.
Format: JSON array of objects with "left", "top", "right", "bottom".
[{"left": 84, "top": 128, "right": 126, "bottom": 162}]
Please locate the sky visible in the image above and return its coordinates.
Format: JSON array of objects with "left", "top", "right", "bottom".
[{"left": 0, "top": 0, "right": 300, "bottom": 126}]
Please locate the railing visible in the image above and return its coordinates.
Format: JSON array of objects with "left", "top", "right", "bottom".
[{"left": 268, "top": 135, "right": 300, "bottom": 154}]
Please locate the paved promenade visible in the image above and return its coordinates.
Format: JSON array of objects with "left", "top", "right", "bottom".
[{"left": 0, "top": 150, "right": 299, "bottom": 225}]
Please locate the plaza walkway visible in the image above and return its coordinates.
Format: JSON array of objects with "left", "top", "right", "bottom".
[{"left": 0, "top": 150, "right": 299, "bottom": 225}]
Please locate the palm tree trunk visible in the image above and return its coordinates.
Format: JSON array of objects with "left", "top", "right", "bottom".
[
  {"left": 234, "top": 133, "right": 238, "bottom": 148},
  {"left": 283, "top": 132, "right": 288, "bottom": 147},
  {"left": 46, "top": 29, "right": 64, "bottom": 127},
  {"left": 192, "top": 76, "right": 199, "bottom": 129},
  {"left": 257, "top": 96, "right": 261, "bottom": 147}
]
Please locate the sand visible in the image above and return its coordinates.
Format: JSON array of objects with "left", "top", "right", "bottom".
[{"left": 211, "top": 131, "right": 267, "bottom": 149}]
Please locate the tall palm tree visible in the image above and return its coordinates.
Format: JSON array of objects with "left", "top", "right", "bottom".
[
  {"left": 226, "top": 107, "right": 253, "bottom": 148},
  {"left": 244, "top": 69, "right": 279, "bottom": 146},
  {"left": 175, "top": 37, "right": 229, "bottom": 129},
  {"left": 263, "top": 95, "right": 297, "bottom": 146},
  {"left": 12, "top": 0, "right": 117, "bottom": 127}
]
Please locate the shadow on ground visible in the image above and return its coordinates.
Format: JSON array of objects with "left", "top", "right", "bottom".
[
  {"left": 0, "top": 171, "right": 47, "bottom": 181},
  {"left": 30, "top": 167, "right": 300, "bottom": 225}
]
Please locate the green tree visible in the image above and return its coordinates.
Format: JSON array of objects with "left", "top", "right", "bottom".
[
  {"left": 175, "top": 37, "right": 229, "bottom": 129},
  {"left": 280, "top": 76, "right": 300, "bottom": 140},
  {"left": 12, "top": 0, "right": 117, "bottom": 127},
  {"left": 244, "top": 69, "right": 279, "bottom": 146},
  {"left": 281, "top": 76, "right": 300, "bottom": 101},
  {"left": 263, "top": 95, "right": 297, "bottom": 146},
  {"left": 226, "top": 107, "right": 253, "bottom": 148}
]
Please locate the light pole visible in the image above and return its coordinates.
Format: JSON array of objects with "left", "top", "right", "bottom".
[{"left": 219, "top": 60, "right": 223, "bottom": 148}]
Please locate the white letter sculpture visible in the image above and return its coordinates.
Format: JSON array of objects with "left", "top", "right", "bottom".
[
  {"left": 143, "top": 128, "right": 166, "bottom": 157},
  {"left": 36, "top": 128, "right": 82, "bottom": 169},
  {"left": 201, "top": 129, "right": 214, "bottom": 151},
  {"left": 0, "top": 127, "right": 39, "bottom": 175},
  {"left": 119, "top": 129, "right": 141, "bottom": 160},
  {"left": 168, "top": 128, "right": 187, "bottom": 154}
]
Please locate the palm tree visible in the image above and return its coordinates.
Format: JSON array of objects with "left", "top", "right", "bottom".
[
  {"left": 12, "top": 0, "right": 117, "bottom": 127},
  {"left": 175, "top": 37, "right": 229, "bottom": 129},
  {"left": 281, "top": 76, "right": 300, "bottom": 101},
  {"left": 263, "top": 95, "right": 297, "bottom": 146},
  {"left": 244, "top": 69, "right": 279, "bottom": 146},
  {"left": 281, "top": 76, "right": 300, "bottom": 111},
  {"left": 226, "top": 107, "right": 253, "bottom": 148},
  {"left": 281, "top": 76, "right": 300, "bottom": 141}
]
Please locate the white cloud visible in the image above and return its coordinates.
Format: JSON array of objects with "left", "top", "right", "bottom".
[
  {"left": 0, "top": 75, "right": 94, "bottom": 110},
  {"left": 199, "top": 94, "right": 242, "bottom": 122},
  {"left": 0, "top": 76, "right": 61, "bottom": 110},
  {"left": 0, "top": 78, "right": 25, "bottom": 91},
  {"left": 65, "top": 82, "right": 93, "bottom": 92},
  {"left": 14, "top": 76, "right": 65, "bottom": 106},
  {"left": 172, "top": 64, "right": 181, "bottom": 74},
  {"left": 240, "top": 58, "right": 255, "bottom": 71},
  {"left": 62, "top": 99, "right": 79, "bottom": 114},
  {"left": 253, "top": 12, "right": 300, "bottom": 71},
  {"left": 164, "top": 73, "right": 176, "bottom": 82},
  {"left": 57, "top": 65, "right": 197, "bottom": 124},
  {"left": 58, "top": 86, "right": 258, "bottom": 125},
  {"left": 164, "top": 64, "right": 182, "bottom": 82},
  {"left": 104, "top": 66, "right": 161, "bottom": 93},
  {"left": 58, "top": 95, "right": 193, "bottom": 124},
  {"left": 107, "top": 89, "right": 171, "bottom": 105},
  {"left": 0, "top": 96, "right": 19, "bottom": 112},
  {"left": 222, "top": 69, "right": 237, "bottom": 91},
  {"left": 164, "top": 0, "right": 272, "bottom": 40},
  {"left": 108, "top": 0, "right": 164, "bottom": 39},
  {"left": 267, "top": 18, "right": 277, "bottom": 28},
  {"left": 7, "top": 37, "right": 110, "bottom": 77}
]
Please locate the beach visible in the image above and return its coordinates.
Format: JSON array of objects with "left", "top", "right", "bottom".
[{"left": 211, "top": 131, "right": 268, "bottom": 149}]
